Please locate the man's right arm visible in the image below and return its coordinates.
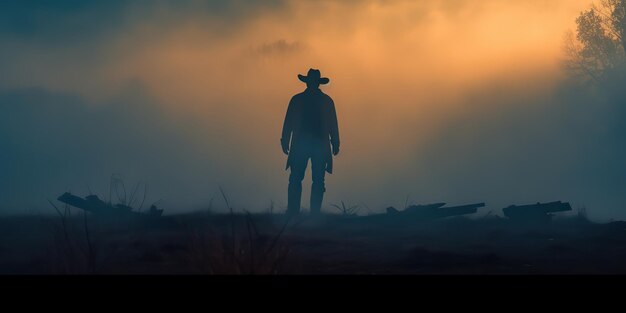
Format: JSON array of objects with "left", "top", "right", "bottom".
[{"left": 281, "top": 97, "right": 295, "bottom": 155}]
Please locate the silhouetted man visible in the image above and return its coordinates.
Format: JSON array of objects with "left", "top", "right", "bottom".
[{"left": 281, "top": 69, "right": 340, "bottom": 215}]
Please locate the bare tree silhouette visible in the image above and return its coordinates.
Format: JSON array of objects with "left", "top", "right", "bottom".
[{"left": 565, "top": 0, "right": 626, "bottom": 82}]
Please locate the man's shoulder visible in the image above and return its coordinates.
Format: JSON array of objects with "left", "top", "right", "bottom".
[
  {"left": 324, "top": 93, "right": 334, "bottom": 102},
  {"left": 290, "top": 92, "right": 307, "bottom": 102},
  {"left": 321, "top": 92, "right": 334, "bottom": 105},
  {"left": 316, "top": 90, "right": 333, "bottom": 102}
]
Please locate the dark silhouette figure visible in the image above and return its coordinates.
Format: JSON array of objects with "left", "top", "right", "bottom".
[{"left": 281, "top": 69, "right": 340, "bottom": 215}]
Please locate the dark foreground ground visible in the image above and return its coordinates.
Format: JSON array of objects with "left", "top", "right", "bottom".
[{"left": 1, "top": 211, "right": 626, "bottom": 274}]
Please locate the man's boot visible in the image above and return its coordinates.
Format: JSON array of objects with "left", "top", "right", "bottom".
[
  {"left": 310, "top": 184, "right": 325, "bottom": 216},
  {"left": 287, "top": 182, "right": 302, "bottom": 215}
]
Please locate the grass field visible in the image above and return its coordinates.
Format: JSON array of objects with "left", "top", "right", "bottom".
[{"left": 1, "top": 210, "right": 625, "bottom": 275}]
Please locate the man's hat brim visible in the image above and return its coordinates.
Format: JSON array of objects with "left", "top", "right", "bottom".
[{"left": 298, "top": 74, "right": 330, "bottom": 85}]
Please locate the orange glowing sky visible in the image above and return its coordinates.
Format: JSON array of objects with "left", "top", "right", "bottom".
[{"left": 4, "top": 0, "right": 592, "bottom": 107}]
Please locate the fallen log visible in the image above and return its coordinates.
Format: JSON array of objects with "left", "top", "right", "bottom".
[
  {"left": 502, "top": 201, "right": 572, "bottom": 221},
  {"left": 57, "top": 192, "right": 163, "bottom": 217}
]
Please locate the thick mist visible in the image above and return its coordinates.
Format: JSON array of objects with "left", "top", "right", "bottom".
[{"left": 3, "top": 0, "right": 624, "bottom": 221}]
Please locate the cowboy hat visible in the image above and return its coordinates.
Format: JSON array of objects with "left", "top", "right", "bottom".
[{"left": 298, "top": 68, "right": 330, "bottom": 85}]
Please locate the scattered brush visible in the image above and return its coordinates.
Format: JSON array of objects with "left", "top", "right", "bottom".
[
  {"left": 404, "top": 194, "right": 412, "bottom": 210},
  {"left": 47, "top": 200, "right": 98, "bottom": 274},
  {"left": 187, "top": 189, "right": 292, "bottom": 274},
  {"left": 109, "top": 174, "right": 148, "bottom": 212},
  {"left": 187, "top": 213, "right": 292, "bottom": 275},
  {"left": 46, "top": 198, "right": 145, "bottom": 274},
  {"left": 332, "top": 201, "right": 360, "bottom": 217}
]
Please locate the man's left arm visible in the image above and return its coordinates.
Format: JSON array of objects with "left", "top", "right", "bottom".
[{"left": 329, "top": 98, "right": 340, "bottom": 156}]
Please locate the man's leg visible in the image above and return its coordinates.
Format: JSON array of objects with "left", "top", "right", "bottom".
[
  {"left": 287, "top": 156, "right": 308, "bottom": 215},
  {"left": 310, "top": 156, "right": 327, "bottom": 215}
]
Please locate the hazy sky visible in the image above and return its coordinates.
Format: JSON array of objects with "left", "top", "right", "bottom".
[{"left": 4, "top": 0, "right": 625, "bottom": 221}]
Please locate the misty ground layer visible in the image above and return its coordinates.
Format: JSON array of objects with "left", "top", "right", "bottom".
[{"left": 1, "top": 212, "right": 625, "bottom": 275}]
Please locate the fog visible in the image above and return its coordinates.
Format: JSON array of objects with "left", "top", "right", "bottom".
[{"left": 3, "top": 0, "right": 625, "bottom": 221}]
